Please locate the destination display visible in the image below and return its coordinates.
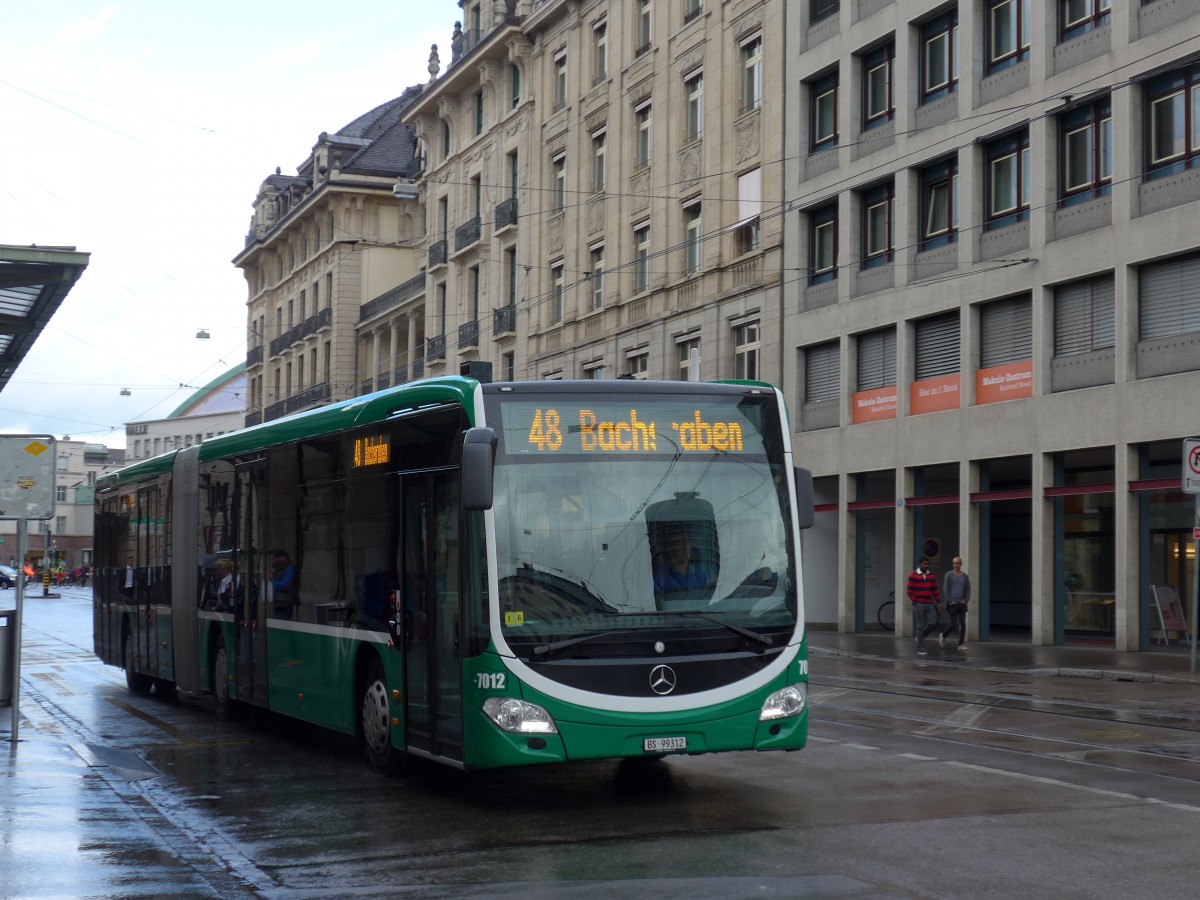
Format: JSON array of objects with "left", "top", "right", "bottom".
[
  {"left": 352, "top": 434, "right": 391, "bottom": 468},
  {"left": 499, "top": 399, "right": 770, "bottom": 457}
]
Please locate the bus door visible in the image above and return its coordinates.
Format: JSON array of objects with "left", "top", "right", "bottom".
[
  {"left": 234, "top": 460, "right": 270, "bottom": 708},
  {"left": 136, "top": 485, "right": 159, "bottom": 679},
  {"left": 401, "top": 471, "right": 464, "bottom": 762}
]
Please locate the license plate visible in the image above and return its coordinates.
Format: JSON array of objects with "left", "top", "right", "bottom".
[{"left": 643, "top": 736, "right": 687, "bottom": 753}]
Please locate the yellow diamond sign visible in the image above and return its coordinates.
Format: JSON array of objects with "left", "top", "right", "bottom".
[{"left": 25, "top": 441, "right": 49, "bottom": 457}]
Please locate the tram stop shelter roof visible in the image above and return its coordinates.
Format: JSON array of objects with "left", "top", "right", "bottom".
[{"left": 0, "top": 244, "right": 90, "bottom": 394}]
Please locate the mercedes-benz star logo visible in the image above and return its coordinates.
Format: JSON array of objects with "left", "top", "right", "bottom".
[{"left": 649, "top": 664, "right": 677, "bottom": 695}]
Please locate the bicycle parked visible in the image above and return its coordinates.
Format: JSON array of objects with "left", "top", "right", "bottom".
[{"left": 878, "top": 592, "right": 943, "bottom": 632}]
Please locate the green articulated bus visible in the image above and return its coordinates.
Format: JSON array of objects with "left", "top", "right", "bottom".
[{"left": 93, "top": 376, "right": 814, "bottom": 772}]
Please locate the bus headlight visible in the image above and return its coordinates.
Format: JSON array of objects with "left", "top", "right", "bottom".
[
  {"left": 482, "top": 697, "right": 559, "bottom": 734},
  {"left": 759, "top": 683, "right": 807, "bottom": 721}
]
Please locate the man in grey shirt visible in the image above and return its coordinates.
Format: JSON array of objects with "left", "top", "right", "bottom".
[{"left": 939, "top": 557, "right": 971, "bottom": 650}]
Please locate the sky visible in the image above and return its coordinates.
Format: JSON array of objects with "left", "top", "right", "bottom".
[{"left": 0, "top": 1, "right": 458, "bottom": 448}]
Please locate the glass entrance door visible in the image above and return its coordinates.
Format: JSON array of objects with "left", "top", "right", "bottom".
[{"left": 401, "top": 472, "right": 463, "bottom": 762}]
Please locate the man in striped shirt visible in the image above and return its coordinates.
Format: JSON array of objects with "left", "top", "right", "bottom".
[{"left": 906, "top": 557, "right": 941, "bottom": 656}]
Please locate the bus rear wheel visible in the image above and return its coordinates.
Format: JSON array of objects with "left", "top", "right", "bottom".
[
  {"left": 124, "top": 632, "right": 151, "bottom": 693},
  {"left": 361, "top": 658, "right": 403, "bottom": 775}
]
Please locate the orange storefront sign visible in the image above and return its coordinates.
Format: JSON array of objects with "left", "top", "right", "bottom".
[
  {"left": 909, "top": 374, "right": 960, "bottom": 415},
  {"left": 852, "top": 386, "right": 898, "bottom": 423},
  {"left": 975, "top": 360, "right": 1033, "bottom": 405}
]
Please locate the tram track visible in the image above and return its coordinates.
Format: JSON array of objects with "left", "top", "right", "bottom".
[{"left": 808, "top": 677, "right": 1200, "bottom": 802}]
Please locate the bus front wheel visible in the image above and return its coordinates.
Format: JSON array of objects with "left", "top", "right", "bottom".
[{"left": 361, "top": 658, "right": 404, "bottom": 775}]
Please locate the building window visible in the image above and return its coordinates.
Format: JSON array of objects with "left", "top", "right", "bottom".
[
  {"left": 511, "top": 64, "right": 521, "bottom": 108},
  {"left": 554, "top": 51, "right": 567, "bottom": 110},
  {"left": 811, "top": 0, "right": 839, "bottom": 25},
  {"left": 862, "top": 41, "right": 894, "bottom": 128},
  {"left": 56, "top": 485, "right": 67, "bottom": 502},
  {"left": 442, "top": 121, "right": 451, "bottom": 158},
  {"left": 1061, "top": 0, "right": 1111, "bottom": 42},
  {"left": 914, "top": 312, "right": 960, "bottom": 380},
  {"left": 677, "top": 337, "right": 700, "bottom": 381},
  {"left": 810, "top": 70, "right": 838, "bottom": 152},
  {"left": 503, "top": 352, "right": 515, "bottom": 381},
  {"left": 682, "top": 201, "right": 702, "bottom": 275},
  {"left": 1146, "top": 62, "right": 1200, "bottom": 180},
  {"left": 857, "top": 329, "right": 896, "bottom": 392},
  {"left": 583, "top": 362, "right": 605, "bottom": 380},
  {"left": 987, "top": 0, "right": 1030, "bottom": 73},
  {"left": 684, "top": 70, "right": 704, "bottom": 142},
  {"left": 1140, "top": 254, "right": 1200, "bottom": 342},
  {"left": 684, "top": 0, "right": 703, "bottom": 25},
  {"left": 474, "top": 90, "right": 484, "bottom": 135},
  {"left": 921, "top": 11, "right": 958, "bottom": 103},
  {"left": 1055, "top": 274, "right": 1115, "bottom": 356},
  {"left": 592, "top": 19, "right": 608, "bottom": 85},
  {"left": 861, "top": 181, "right": 894, "bottom": 267},
  {"left": 633, "top": 222, "right": 651, "bottom": 294},
  {"left": 804, "top": 341, "right": 840, "bottom": 404},
  {"left": 809, "top": 202, "right": 837, "bottom": 284},
  {"left": 980, "top": 296, "right": 1033, "bottom": 386},
  {"left": 1060, "top": 98, "right": 1111, "bottom": 205},
  {"left": 589, "top": 244, "right": 605, "bottom": 311},
  {"left": 627, "top": 350, "right": 649, "bottom": 379},
  {"left": 505, "top": 247, "right": 518, "bottom": 307},
  {"left": 552, "top": 154, "right": 566, "bottom": 212},
  {"left": 920, "top": 157, "right": 958, "bottom": 249},
  {"left": 636, "top": 0, "right": 652, "bottom": 55},
  {"left": 733, "top": 321, "right": 760, "bottom": 381},
  {"left": 551, "top": 262, "right": 565, "bottom": 323},
  {"left": 736, "top": 168, "right": 762, "bottom": 255},
  {"left": 740, "top": 35, "right": 762, "bottom": 113},
  {"left": 591, "top": 129, "right": 607, "bottom": 193},
  {"left": 634, "top": 101, "right": 652, "bottom": 168},
  {"left": 985, "top": 129, "right": 1030, "bottom": 229}
]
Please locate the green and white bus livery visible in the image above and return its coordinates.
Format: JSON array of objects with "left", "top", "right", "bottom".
[{"left": 93, "top": 377, "right": 813, "bottom": 771}]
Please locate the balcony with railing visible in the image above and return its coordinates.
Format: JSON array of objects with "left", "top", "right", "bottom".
[
  {"left": 454, "top": 216, "right": 481, "bottom": 253},
  {"left": 359, "top": 271, "right": 426, "bottom": 322},
  {"left": 684, "top": 3, "right": 703, "bottom": 25},
  {"left": 458, "top": 319, "right": 479, "bottom": 349},
  {"left": 429, "top": 239, "right": 448, "bottom": 268},
  {"left": 495, "top": 196, "right": 518, "bottom": 232},
  {"left": 426, "top": 333, "right": 446, "bottom": 361},
  {"left": 247, "top": 345, "right": 263, "bottom": 366},
  {"left": 263, "top": 381, "right": 331, "bottom": 422},
  {"left": 318, "top": 307, "right": 332, "bottom": 329},
  {"left": 493, "top": 303, "right": 516, "bottom": 336}
]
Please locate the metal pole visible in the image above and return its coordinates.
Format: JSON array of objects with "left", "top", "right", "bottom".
[
  {"left": 9, "top": 520, "right": 27, "bottom": 740},
  {"left": 1191, "top": 497, "right": 1198, "bottom": 676}
]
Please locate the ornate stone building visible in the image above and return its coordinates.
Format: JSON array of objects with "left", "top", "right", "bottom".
[
  {"left": 403, "top": 0, "right": 784, "bottom": 384},
  {"left": 233, "top": 89, "right": 426, "bottom": 425}
]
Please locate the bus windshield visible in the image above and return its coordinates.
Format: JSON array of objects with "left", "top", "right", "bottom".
[{"left": 484, "top": 386, "right": 797, "bottom": 652}]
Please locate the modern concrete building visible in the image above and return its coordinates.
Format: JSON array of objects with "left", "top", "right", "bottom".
[{"left": 782, "top": 0, "right": 1200, "bottom": 651}]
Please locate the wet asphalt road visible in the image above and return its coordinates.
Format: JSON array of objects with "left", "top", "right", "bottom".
[{"left": 3, "top": 588, "right": 1200, "bottom": 898}]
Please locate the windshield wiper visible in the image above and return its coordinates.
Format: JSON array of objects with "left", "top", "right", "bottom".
[
  {"left": 659, "top": 612, "right": 773, "bottom": 647},
  {"left": 532, "top": 628, "right": 637, "bottom": 659}
]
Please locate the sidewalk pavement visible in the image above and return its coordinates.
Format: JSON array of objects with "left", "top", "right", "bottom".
[{"left": 808, "top": 629, "right": 1200, "bottom": 685}]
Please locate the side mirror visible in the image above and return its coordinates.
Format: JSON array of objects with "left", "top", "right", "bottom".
[
  {"left": 462, "top": 427, "right": 497, "bottom": 510},
  {"left": 793, "top": 467, "right": 814, "bottom": 530}
]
